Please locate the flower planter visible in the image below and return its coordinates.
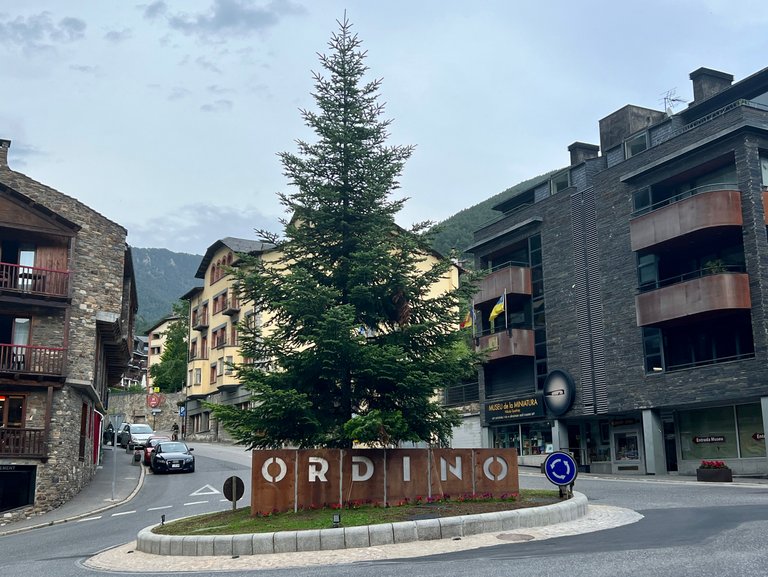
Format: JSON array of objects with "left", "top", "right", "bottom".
[{"left": 696, "top": 467, "right": 733, "bottom": 482}]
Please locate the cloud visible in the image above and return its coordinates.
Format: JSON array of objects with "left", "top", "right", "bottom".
[
  {"left": 200, "top": 99, "right": 233, "bottom": 112},
  {"left": 104, "top": 28, "right": 132, "bottom": 43},
  {"left": 69, "top": 64, "right": 100, "bottom": 75},
  {"left": 168, "top": 86, "right": 192, "bottom": 100},
  {"left": 142, "top": 1, "right": 168, "bottom": 20},
  {"left": 7, "top": 142, "right": 48, "bottom": 168},
  {"left": 207, "top": 84, "right": 233, "bottom": 94},
  {"left": 0, "top": 12, "right": 86, "bottom": 54},
  {"left": 126, "top": 203, "right": 281, "bottom": 253},
  {"left": 150, "top": 0, "right": 305, "bottom": 39},
  {"left": 195, "top": 56, "right": 222, "bottom": 74}
]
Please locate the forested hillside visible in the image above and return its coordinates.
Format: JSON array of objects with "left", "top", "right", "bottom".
[
  {"left": 130, "top": 169, "right": 559, "bottom": 333},
  {"left": 429, "top": 170, "right": 558, "bottom": 259},
  {"left": 131, "top": 247, "right": 202, "bottom": 334}
]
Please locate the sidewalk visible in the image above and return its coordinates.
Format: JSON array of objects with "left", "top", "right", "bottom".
[{"left": 0, "top": 444, "right": 144, "bottom": 536}]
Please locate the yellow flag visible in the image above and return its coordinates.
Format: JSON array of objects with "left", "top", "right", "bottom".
[{"left": 488, "top": 295, "right": 505, "bottom": 323}]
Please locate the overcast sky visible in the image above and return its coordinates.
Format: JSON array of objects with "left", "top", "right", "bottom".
[{"left": 3, "top": 1, "right": 767, "bottom": 255}]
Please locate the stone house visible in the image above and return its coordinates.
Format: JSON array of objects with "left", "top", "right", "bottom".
[{"left": 0, "top": 139, "right": 137, "bottom": 521}]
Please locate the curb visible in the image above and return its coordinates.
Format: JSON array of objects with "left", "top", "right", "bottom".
[
  {"left": 136, "top": 491, "right": 589, "bottom": 556},
  {"left": 0, "top": 456, "right": 146, "bottom": 537}
]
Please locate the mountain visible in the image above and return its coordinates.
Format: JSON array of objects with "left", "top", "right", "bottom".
[
  {"left": 129, "top": 169, "right": 559, "bottom": 334},
  {"left": 131, "top": 247, "right": 202, "bottom": 334},
  {"left": 429, "top": 170, "right": 558, "bottom": 258}
]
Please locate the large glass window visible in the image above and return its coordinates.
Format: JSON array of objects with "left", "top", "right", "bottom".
[
  {"left": 679, "top": 407, "right": 738, "bottom": 460},
  {"left": 736, "top": 404, "right": 766, "bottom": 458},
  {"left": 614, "top": 431, "right": 640, "bottom": 461},
  {"left": 625, "top": 133, "right": 648, "bottom": 158}
]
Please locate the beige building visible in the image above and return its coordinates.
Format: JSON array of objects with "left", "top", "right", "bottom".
[
  {"left": 181, "top": 235, "right": 462, "bottom": 444},
  {"left": 145, "top": 315, "right": 180, "bottom": 391}
]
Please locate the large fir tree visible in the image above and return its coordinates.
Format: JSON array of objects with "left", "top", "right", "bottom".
[{"left": 212, "top": 18, "right": 478, "bottom": 449}]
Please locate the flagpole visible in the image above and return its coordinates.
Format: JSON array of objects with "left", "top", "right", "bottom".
[{"left": 504, "top": 289, "right": 508, "bottom": 331}]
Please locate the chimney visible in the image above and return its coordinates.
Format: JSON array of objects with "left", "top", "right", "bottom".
[
  {"left": 568, "top": 142, "right": 599, "bottom": 166},
  {"left": 0, "top": 139, "right": 9, "bottom": 168},
  {"left": 690, "top": 68, "right": 733, "bottom": 104}
]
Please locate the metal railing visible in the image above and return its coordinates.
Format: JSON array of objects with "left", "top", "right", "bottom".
[
  {"left": 0, "top": 427, "right": 46, "bottom": 457},
  {"left": 443, "top": 382, "right": 480, "bottom": 406},
  {"left": 489, "top": 259, "right": 529, "bottom": 273},
  {"left": 0, "top": 344, "right": 65, "bottom": 375},
  {"left": 632, "top": 182, "right": 739, "bottom": 217},
  {"left": 665, "top": 351, "right": 755, "bottom": 373},
  {"left": 638, "top": 264, "right": 746, "bottom": 293},
  {"left": 0, "top": 262, "right": 70, "bottom": 297}
]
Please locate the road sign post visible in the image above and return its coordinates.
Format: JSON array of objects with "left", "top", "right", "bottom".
[
  {"left": 543, "top": 451, "right": 578, "bottom": 499},
  {"left": 223, "top": 475, "right": 245, "bottom": 511}
]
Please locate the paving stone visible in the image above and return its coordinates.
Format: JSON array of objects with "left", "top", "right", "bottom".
[
  {"left": 296, "top": 529, "right": 321, "bottom": 551},
  {"left": 319, "top": 528, "right": 345, "bottom": 550},
  {"left": 274, "top": 531, "right": 297, "bottom": 553},
  {"left": 252, "top": 533, "right": 275, "bottom": 555},
  {"left": 368, "top": 523, "right": 394, "bottom": 546},
  {"left": 344, "top": 526, "right": 370, "bottom": 549}
]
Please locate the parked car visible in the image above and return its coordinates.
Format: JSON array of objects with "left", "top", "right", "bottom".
[
  {"left": 142, "top": 435, "right": 171, "bottom": 466},
  {"left": 150, "top": 441, "right": 195, "bottom": 473},
  {"left": 117, "top": 423, "right": 155, "bottom": 450}
]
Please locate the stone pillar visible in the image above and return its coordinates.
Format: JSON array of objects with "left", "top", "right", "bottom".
[
  {"left": 551, "top": 420, "right": 568, "bottom": 452},
  {"left": 642, "top": 409, "right": 665, "bottom": 475}
]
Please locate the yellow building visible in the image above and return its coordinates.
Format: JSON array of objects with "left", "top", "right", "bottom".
[
  {"left": 181, "top": 235, "right": 462, "bottom": 443},
  {"left": 181, "top": 238, "right": 274, "bottom": 440}
]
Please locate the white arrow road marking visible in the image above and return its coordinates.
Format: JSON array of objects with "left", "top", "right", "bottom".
[
  {"left": 190, "top": 484, "right": 220, "bottom": 496},
  {"left": 148, "top": 505, "right": 173, "bottom": 511},
  {"left": 184, "top": 500, "right": 209, "bottom": 506}
]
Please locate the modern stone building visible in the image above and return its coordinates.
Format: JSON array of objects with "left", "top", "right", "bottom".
[
  {"left": 466, "top": 66, "right": 768, "bottom": 476},
  {"left": 0, "top": 139, "right": 137, "bottom": 519}
]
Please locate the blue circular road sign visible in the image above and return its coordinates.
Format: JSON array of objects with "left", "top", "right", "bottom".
[{"left": 543, "top": 451, "right": 578, "bottom": 486}]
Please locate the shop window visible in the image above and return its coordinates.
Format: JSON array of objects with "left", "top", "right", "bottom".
[
  {"left": 736, "top": 404, "right": 766, "bottom": 458},
  {"left": 613, "top": 431, "right": 640, "bottom": 461},
  {"left": 678, "top": 406, "right": 738, "bottom": 460}
]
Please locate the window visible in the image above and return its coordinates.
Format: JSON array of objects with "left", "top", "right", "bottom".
[
  {"left": 642, "top": 328, "right": 664, "bottom": 373},
  {"left": 736, "top": 404, "right": 767, "bottom": 458},
  {"left": 550, "top": 171, "right": 570, "bottom": 194},
  {"left": 187, "top": 369, "right": 192, "bottom": 387},
  {"left": 637, "top": 253, "right": 658, "bottom": 291},
  {"left": 151, "top": 346, "right": 161, "bottom": 356},
  {"left": 189, "top": 340, "right": 197, "bottom": 359},
  {"left": 613, "top": 431, "right": 640, "bottom": 461},
  {"left": 217, "top": 358, "right": 224, "bottom": 376},
  {"left": 193, "top": 368, "right": 201, "bottom": 385},
  {"left": 679, "top": 406, "right": 738, "bottom": 460},
  {"left": 225, "top": 356, "right": 234, "bottom": 375},
  {"left": 625, "top": 132, "right": 648, "bottom": 158},
  {"left": 209, "top": 363, "right": 217, "bottom": 383},
  {"left": 152, "top": 332, "right": 161, "bottom": 340},
  {"left": 0, "top": 394, "right": 25, "bottom": 427}
]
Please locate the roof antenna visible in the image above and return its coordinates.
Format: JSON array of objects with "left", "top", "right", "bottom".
[{"left": 661, "top": 88, "right": 686, "bottom": 116}]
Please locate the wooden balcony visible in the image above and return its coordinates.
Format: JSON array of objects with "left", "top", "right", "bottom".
[
  {"left": 222, "top": 297, "right": 241, "bottom": 316},
  {"left": 630, "top": 189, "right": 742, "bottom": 251},
  {"left": 476, "top": 328, "right": 535, "bottom": 361},
  {"left": 0, "top": 427, "right": 46, "bottom": 458},
  {"left": 0, "top": 262, "right": 70, "bottom": 300},
  {"left": 635, "top": 273, "right": 751, "bottom": 327},
  {"left": 0, "top": 344, "right": 66, "bottom": 376},
  {"left": 475, "top": 264, "right": 532, "bottom": 304}
]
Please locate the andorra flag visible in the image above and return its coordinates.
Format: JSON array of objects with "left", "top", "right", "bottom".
[{"left": 460, "top": 309, "right": 475, "bottom": 329}]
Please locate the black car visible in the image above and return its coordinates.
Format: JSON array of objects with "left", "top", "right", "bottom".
[{"left": 150, "top": 441, "right": 195, "bottom": 473}]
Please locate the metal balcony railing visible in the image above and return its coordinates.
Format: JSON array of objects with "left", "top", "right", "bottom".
[
  {"left": 0, "top": 427, "right": 46, "bottom": 457},
  {"left": 0, "top": 262, "right": 70, "bottom": 298},
  {"left": 443, "top": 382, "right": 480, "bottom": 406},
  {"left": 0, "top": 344, "right": 65, "bottom": 375}
]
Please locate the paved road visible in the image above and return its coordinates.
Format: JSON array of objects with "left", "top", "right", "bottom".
[{"left": 1, "top": 445, "right": 767, "bottom": 577}]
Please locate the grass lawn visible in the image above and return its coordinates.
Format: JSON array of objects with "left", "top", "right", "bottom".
[{"left": 153, "top": 489, "right": 560, "bottom": 536}]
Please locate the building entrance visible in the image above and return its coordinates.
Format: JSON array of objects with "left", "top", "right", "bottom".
[{"left": 0, "top": 465, "right": 35, "bottom": 512}]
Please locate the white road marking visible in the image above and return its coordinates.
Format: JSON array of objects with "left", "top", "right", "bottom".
[
  {"left": 111, "top": 510, "right": 136, "bottom": 517},
  {"left": 77, "top": 516, "right": 102, "bottom": 522},
  {"left": 190, "top": 484, "right": 220, "bottom": 496},
  {"left": 147, "top": 506, "right": 173, "bottom": 511},
  {"left": 184, "top": 500, "right": 209, "bottom": 506}
]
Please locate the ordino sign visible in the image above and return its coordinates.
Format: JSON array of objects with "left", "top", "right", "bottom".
[{"left": 251, "top": 448, "right": 519, "bottom": 514}]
